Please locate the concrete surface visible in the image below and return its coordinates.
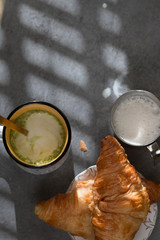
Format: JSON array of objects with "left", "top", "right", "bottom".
[{"left": 0, "top": 0, "right": 160, "bottom": 239}]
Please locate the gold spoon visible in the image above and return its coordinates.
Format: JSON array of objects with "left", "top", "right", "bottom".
[{"left": 0, "top": 115, "right": 28, "bottom": 136}]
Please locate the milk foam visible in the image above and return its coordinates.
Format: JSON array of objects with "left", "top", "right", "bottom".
[
  {"left": 113, "top": 95, "right": 160, "bottom": 145},
  {"left": 10, "top": 111, "right": 65, "bottom": 164}
]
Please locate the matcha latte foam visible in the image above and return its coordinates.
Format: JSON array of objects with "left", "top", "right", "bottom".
[{"left": 10, "top": 110, "right": 66, "bottom": 165}]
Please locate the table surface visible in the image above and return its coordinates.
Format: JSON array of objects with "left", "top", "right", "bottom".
[{"left": 0, "top": 0, "right": 160, "bottom": 239}]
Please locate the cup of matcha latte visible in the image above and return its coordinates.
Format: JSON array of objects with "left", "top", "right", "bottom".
[{"left": 3, "top": 102, "right": 71, "bottom": 174}]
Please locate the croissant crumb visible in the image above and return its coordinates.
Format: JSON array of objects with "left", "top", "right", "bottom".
[{"left": 80, "top": 140, "right": 88, "bottom": 152}]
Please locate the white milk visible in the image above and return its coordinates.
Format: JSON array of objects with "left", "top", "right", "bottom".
[
  {"left": 10, "top": 111, "right": 65, "bottom": 164},
  {"left": 112, "top": 95, "right": 160, "bottom": 145}
]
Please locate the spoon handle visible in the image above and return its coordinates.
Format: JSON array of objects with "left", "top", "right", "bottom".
[{"left": 0, "top": 115, "right": 28, "bottom": 136}]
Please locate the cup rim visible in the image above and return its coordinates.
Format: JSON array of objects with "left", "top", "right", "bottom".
[
  {"left": 2, "top": 101, "right": 71, "bottom": 169},
  {"left": 110, "top": 90, "right": 160, "bottom": 146}
]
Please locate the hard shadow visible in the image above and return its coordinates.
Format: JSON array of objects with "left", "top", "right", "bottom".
[{"left": 0, "top": 0, "right": 160, "bottom": 239}]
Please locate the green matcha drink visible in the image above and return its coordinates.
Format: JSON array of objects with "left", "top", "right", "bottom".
[{"left": 10, "top": 110, "right": 66, "bottom": 165}]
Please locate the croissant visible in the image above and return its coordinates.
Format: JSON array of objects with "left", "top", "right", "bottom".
[{"left": 35, "top": 136, "right": 160, "bottom": 240}]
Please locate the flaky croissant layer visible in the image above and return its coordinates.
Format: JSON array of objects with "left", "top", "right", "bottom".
[{"left": 35, "top": 136, "right": 160, "bottom": 240}]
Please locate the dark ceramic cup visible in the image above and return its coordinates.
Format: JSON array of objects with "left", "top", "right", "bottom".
[{"left": 2, "top": 102, "right": 71, "bottom": 174}]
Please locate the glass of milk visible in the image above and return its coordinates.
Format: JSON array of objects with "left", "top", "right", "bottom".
[{"left": 111, "top": 90, "right": 160, "bottom": 162}]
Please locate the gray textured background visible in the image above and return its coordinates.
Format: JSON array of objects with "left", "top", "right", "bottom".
[{"left": 0, "top": 0, "right": 160, "bottom": 239}]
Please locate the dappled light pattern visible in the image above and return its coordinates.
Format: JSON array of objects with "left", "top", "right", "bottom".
[
  {"left": 102, "top": 77, "right": 129, "bottom": 99},
  {"left": 0, "top": 178, "right": 17, "bottom": 240},
  {"left": 0, "top": 93, "right": 13, "bottom": 115},
  {"left": 0, "top": 126, "right": 2, "bottom": 139},
  {"left": 102, "top": 87, "right": 112, "bottom": 98},
  {"left": 0, "top": 0, "right": 147, "bottom": 239},
  {"left": 25, "top": 74, "right": 53, "bottom": 101},
  {"left": 112, "top": 78, "right": 129, "bottom": 98},
  {"left": 22, "top": 39, "right": 88, "bottom": 87},
  {"left": 49, "top": 52, "right": 88, "bottom": 86},
  {"left": 98, "top": 4, "right": 130, "bottom": 101},
  {"left": 22, "top": 39, "right": 50, "bottom": 69},
  {"left": 19, "top": 4, "right": 85, "bottom": 53},
  {"left": 102, "top": 3, "right": 108, "bottom": 9},
  {"left": 39, "top": 0, "right": 80, "bottom": 16},
  {"left": 0, "top": 0, "right": 131, "bottom": 177},
  {"left": 102, "top": 44, "right": 128, "bottom": 75},
  {"left": 101, "top": 41, "right": 129, "bottom": 99},
  {"left": 107, "top": 0, "right": 119, "bottom": 4},
  {"left": 0, "top": 59, "right": 10, "bottom": 85},
  {"left": 25, "top": 73, "right": 93, "bottom": 127},
  {"left": 98, "top": 8, "right": 121, "bottom": 34},
  {"left": 1, "top": 0, "right": 160, "bottom": 239}
]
